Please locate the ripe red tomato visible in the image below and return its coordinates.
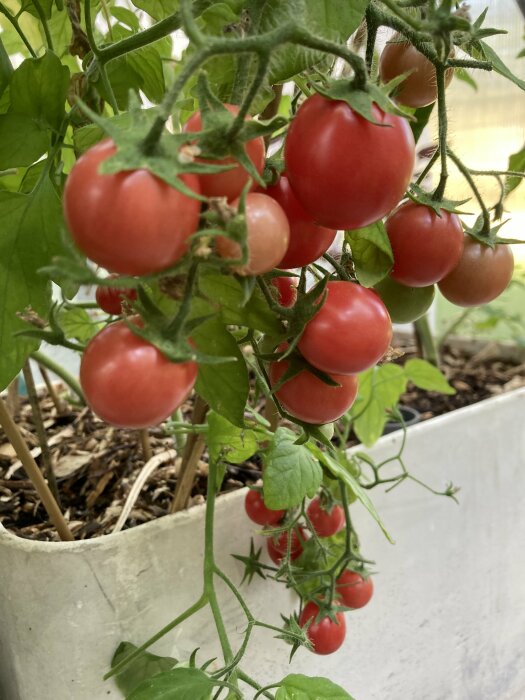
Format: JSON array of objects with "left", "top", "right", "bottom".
[
  {"left": 299, "top": 601, "right": 346, "bottom": 656},
  {"left": 95, "top": 276, "right": 137, "bottom": 315},
  {"left": 284, "top": 94, "right": 415, "bottom": 230},
  {"left": 386, "top": 202, "right": 464, "bottom": 287},
  {"left": 216, "top": 193, "right": 290, "bottom": 275},
  {"left": 374, "top": 276, "right": 435, "bottom": 324},
  {"left": 379, "top": 37, "right": 454, "bottom": 108},
  {"left": 336, "top": 570, "right": 374, "bottom": 609},
  {"left": 267, "top": 527, "right": 305, "bottom": 565},
  {"left": 245, "top": 489, "right": 285, "bottom": 526},
  {"left": 438, "top": 237, "right": 514, "bottom": 306},
  {"left": 307, "top": 498, "right": 345, "bottom": 537},
  {"left": 184, "top": 104, "right": 265, "bottom": 201},
  {"left": 80, "top": 320, "right": 197, "bottom": 429},
  {"left": 270, "top": 356, "right": 358, "bottom": 424},
  {"left": 264, "top": 176, "right": 336, "bottom": 269},
  {"left": 271, "top": 276, "right": 298, "bottom": 308},
  {"left": 298, "top": 281, "right": 392, "bottom": 375},
  {"left": 64, "top": 140, "right": 201, "bottom": 276}
]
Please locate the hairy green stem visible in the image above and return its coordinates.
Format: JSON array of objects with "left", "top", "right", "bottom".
[
  {"left": 0, "top": 3, "right": 37, "bottom": 56},
  {"left": 432, "top": 64, "right": 449, "bottom": 201},
  {"left": 378, "top": 0, "right": 423, "bottom": 30},
  {"left": 30, "top": 350, "right": 85, "bottom": 404},
  {"left": 447, "top": 147, "right": 491, "bottom": 236},
  {"left": 414, "top": 314, "right": 439, "bottom": 366},
  {"left": 31, "top": 0, "right": 54, "bottom": 50}
]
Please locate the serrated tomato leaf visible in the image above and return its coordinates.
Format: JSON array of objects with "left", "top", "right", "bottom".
[
  {"left": 275, "top": 673, "right": 355, "bottom": 699},
  {"left": 345, "top": 222, "right": 393, "bottom": 287},
  {"left": 127, "top": 667, "right": 214, "bottom": 700},
  {"left": 111, "top": 642, "right": 177, "bottom": 697}
]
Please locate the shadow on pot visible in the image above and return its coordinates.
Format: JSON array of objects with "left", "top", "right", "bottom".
[{"left": 383, "top": 405, "right": 421, "bottom": 435}]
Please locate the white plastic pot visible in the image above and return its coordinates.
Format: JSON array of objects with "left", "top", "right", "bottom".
[{"left": 1, "top": 389, "right": 524, "bottom": 700}]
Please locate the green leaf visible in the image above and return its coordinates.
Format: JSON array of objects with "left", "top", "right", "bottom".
[
  {"left": 21, "top": 0, "right": 53, "bottom": 20},
  {"left": 58, "top": 306, "right": 102, "bottom": 343},
  {"left": 410, "top": 103, "right": 434, "bottom": 143},
  {"left": 10, "top": 50, "right": 69, "bottom": 130},
  {"left": 0, "top": 113, "right": 49, "bottom": 167},
  {"left": 127, "top": 667, "right": 214, "bottom": 700},
  {"left": 192, "top": 317, "right": 249, "bottom": 427},
  {"left": 73, "top": 110, "right": 142, "bottom": 154},
  {"left": 131, "top": 0, "right": 179, "bottom": 21},
  {"left": 207, "top": 411, "right": 258, "bottom": 464},
  {"left": 0, "top": 174, "right": 64, "bottom": 390},
  {"left": 0, "top": 37, "right": 13, "bottom": 99},
  {"left": 111, "top": 642, "right": 177, "bottom": 697},
  {"left": 276, "top": 674, "right": 355, "bottom": 700},
  {"left": 506, "top": 144, "right": 525, "bottom": 196},
  {"left": 454, "top": 67, "right": 478, "bottom": 91},
  {"left": 404, "top": 358, "right": 455, "bottom": 394},
  {"left": 263, "top": 427, "right": 322, "bottom": 509},
  {"left": 345, "top": 222, "right": 393, "bottom": 287},
  {"left": 475, "top": 40, "right": 525, "bottom": 92}
]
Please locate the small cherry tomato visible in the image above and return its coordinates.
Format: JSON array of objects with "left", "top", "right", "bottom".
[
  {"left": 271, "top": 276, "right": 298, "bottom": 308},
  {"left": 267, "top": 527, "right": 305, "bottom": 565},
  {"left": 216, "top": 193, "right": 290, "bottom": 275},
  {"left": 307, "top": 497, "right": 345, "bottom": 537},
  {"left": 438, "top": 237, "right": 514, "bottom": 307},
  {"left": 184, "top": 104, "right": 265, "bottom": 201},
  {"left": 298, "top": 281, "right": 392, "bottom": 375},
  {"left": 265, "top": 175, "right": 336, "bottom": 269},
  {"left": 299, "top": 601, "right": 346, "bottom": 655},
  {"left": 336, "top": 570, "right": 374, "bottom": 609},
  {"left": 95, "top": 276, "right": 137, "bottom": 315},
  {"left": 386, "top": 202, "right": 464, "bottom": 287},
  {"left": 245, "top": 490, "right": 285, "bottom": 526},
  {"left": 374, "top": 276, "right": 435, "bottom": 324}
]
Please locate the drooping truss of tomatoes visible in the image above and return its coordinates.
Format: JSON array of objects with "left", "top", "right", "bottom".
[
  {"left": 64, "top": 140, "right": 201, "bottom": 276},
  {"left": 80, "top": 320, "right": 197, "bottom": 429},
  {"left": 216, "top": 193, "right": 290, "bottom": 275},
  {"left": 184, "top": 104, "right": 265, "bottom": 201},
  {"left": 284, "top": 93, "right": 415, "bottom": 230},
  {"left": 298, "top": 281, "right": 392, "bottom": 375},
  {"left": 438, "top": 237, "right": 514, "bottom": 307},
  {"left": 299, "top": 601, "right": 346, "bottom": 656},
  {"left": 386, "top": 202, "right": 464, "bottom": 287},
  {"left": 264, "top": 175, "right": 336, "bottom": 269},
  {"left": 379, "top": 36, "right": 454, "bottom": 109}
]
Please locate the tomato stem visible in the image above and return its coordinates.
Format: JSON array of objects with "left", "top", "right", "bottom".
[
  {"left": 432, "top": 63, "right": 449, "bottom": 201},
  {"left": 447, "top": 148, "right": 492, "bottom": 237}
]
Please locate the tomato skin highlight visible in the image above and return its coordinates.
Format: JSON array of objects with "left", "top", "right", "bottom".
[
  {"left": 307, "top": 498, "right": 345, "bottom": 537},
  {"left": 245, "top": 490, "right": 285, "bottom": 526},
  {"left": 95, "top": 276, "right": 137, "bottom": 315},
  {"left": 64, "top": 140, "right": 201, "bottom": 276},
  {"left": 299, "top": 601, "right": 346, "bottom": 656},
  {"left": 184, "top": 104, "right": 265, "bottom": 201},
  {"left": 270, "top": 358, "right": 358, "bottom": 425},
  {"left": 80, "top": 320, "right": 197, "bottom": 429},
  {"left": 374, "top": 276, "right": 435, "bottom": 324},
  {"left": 271, "top": 276, "right": 298, "bottom": 308},
  {"left": 298, "top": 281, "right": 392, "bottom": 376},
  {"left": 284, "top": 94, "right": 415, "bottom": 230},
  {"left": 264, "top": 176, "right": 336, "bottom": 269},
  {"left": 267, "top": 527, "right": 305, "bottom": 565},
  {"left": 336, "top": 570, "right": 374, "bottom": 609},
  {"left": 216, "top": 193, "right": 290, "bottom": 275},
  {"left": 379, "top": 38, "right": 454, "bottom": 109},
  {"left": 386, "top": 202, "right": 464, "bottom": 287}
]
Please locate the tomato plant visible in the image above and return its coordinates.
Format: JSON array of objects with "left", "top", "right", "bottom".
[
  {"left": 80, "top": 320, "right": 197, "bottom": 429},
  {"left": 307, "top": 498, "right": 345, "bottom": 538},
  {"left": 374, "top": 276, "right": 435, "bottom": 324},
  {"left": 64, "top": 140, "right": 201, "bottom": 276},
  {"left": 265, "top": 176, "right": 337, "bottom": 269},
  {"left": 267, "top": 527, "right": 306, "bottom": 565},
  {"left": 184, "top": 104, "right": 265, "bottom": 201},
  {"left": 379, "top": 37, "right": 454, "bottom": 108},
  {"left": 438, "top": 238, "right": 515, "bottom": 307},
  {"left": 95, "top": 277, "right": 137, "bottom": 316},
  {"left": 245, "top": 489, "right": 285, "bottom": 526},
  {"left": 298, "top": 281, "right": 392, "bottom": 375},
  {"left": 284, "top": 94, "right": 415, "bottom": 230},
  {"left": 299, "top": 601, "right": 346, "bottom": 655},
  {"left": 216, "top": 193, "right": 290, "bottom": 275},
  {"left": 336, "top": 571, "right": 374, "bottom": 610},
  {"left": 386, "top": 202, "right": 464, "bottom": 287}
]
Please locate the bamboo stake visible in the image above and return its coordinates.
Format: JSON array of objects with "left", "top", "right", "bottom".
[{"left": 170, "top": 395, "right": 208, "bottom": 513}]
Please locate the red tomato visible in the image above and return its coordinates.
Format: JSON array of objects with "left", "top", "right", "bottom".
[
  {"left": 271, "top": 276, "right": 298, "bottom": 308},
  {"left": 386, "top": 202, "right": 464, "bottom": 287},
  {"left": 245, "top": 490, "right": 285, "bottom": 526},
  {"left": 270, "top": 356, "right": 358, "bottom": 424},
  {"left": 216, "top": 193, "right": 290, "bottom": 275},
  {"left": 379, "top": 37, "right": 454, "bottom": 109},
  {"left": 336, "top": 570, "right": 374, "bottom": 609},
  {"left": 265, "top": 176, "right": 336, "bottom": 269},
  {"left": 284, "top": 94, "right": 415, "bottom": 230},
  {"left": 307, "top": 498, "right": 345, "bottom": 537},
  {"left": 184, "top": 104, "right": 265, "bottom": 201},
  {"left": 298, "top": 281, "right": 392, "bottom": 375},
  {"left": 80, "top": 320, "right": 197, "bottom": 429},
  {"left": 95, "top": 275, "right": 137, "bottom": 315},
  {"left": 299, "top": 601, "right": 346, "bottom": 655},
  {"left": 64, "top": 140, "right": 201, "bottom": 276},
  {"left": 438, "top": 237, "right": 514, "bottom": 307},
  {"left": 267, "top": 527, "right": 305, "bottom": 565}
]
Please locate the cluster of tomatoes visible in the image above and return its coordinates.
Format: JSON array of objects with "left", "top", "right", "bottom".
[{"left": 245, "top": 489, "right": 373, "bottom": 655}]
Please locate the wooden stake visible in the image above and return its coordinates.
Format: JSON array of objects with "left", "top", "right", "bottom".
[
  {"left": 170, "top": 396, "right": 208, "bottom": 514},
  {"left": 139, "top": 428, "right": 152, "bottom": 462},
  {"left": 38, "top": 364, "right": 67, "bottom": 415}
]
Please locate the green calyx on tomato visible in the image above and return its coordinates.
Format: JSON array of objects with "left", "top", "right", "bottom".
[{"left": 374, "top": 276, "right": 435, "bottom": 324}]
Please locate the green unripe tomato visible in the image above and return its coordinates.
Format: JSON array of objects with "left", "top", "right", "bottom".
[{"left": 374, "top": 276, "right": 435, "bottom": 324}]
